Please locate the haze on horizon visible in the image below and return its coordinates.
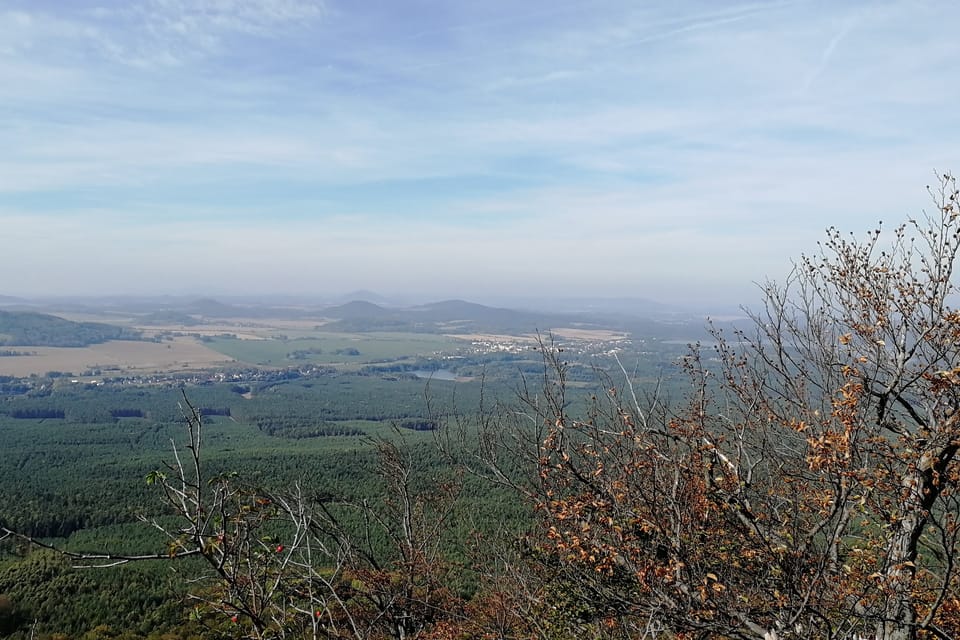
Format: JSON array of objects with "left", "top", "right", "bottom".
[{"left": 1, "top": 0, "right": 957, "bottom": 308}]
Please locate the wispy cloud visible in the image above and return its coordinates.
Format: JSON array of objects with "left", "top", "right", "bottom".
[
  {"left": 1, "top": 0, "right": 325, "bottom": 70},
  {"left": 0, "top": 0, "right": 957, "bottom": 304},
  {"left": 114, "top": 0, "right": 325, "bottom": 63},
  {"left": 798, "top": 17, "right": 855, "bottom": 95}
]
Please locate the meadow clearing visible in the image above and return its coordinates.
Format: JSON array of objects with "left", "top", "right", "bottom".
[{"left": 0, "top": 337, "right": 236, "bottom": 377}]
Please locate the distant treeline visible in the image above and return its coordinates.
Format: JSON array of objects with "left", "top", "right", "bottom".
[
  {"left": 199, "top": 407, "right": 231, "bottom": 417},
  {"left": 398, "top": 419, "right": 437, "bottom": 431},
  {"left": 110, "top": 408, "right": 145, "bottom": 418},
  {"left": 9, "top": 408, "right": 65, "bottom": 419}
]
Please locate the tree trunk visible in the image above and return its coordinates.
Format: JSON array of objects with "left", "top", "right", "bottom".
[{"left": 875, "top": 470, "right": 925, "bottom": 640}]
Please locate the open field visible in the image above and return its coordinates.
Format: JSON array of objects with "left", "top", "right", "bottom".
[
  {"left": 0, "top": 310, "right": 640, "bottom": 380},
  {"left": 0, "top": 337, "right": 236, "bottom": 376},
  {"left": 203, "top": 331, "right": 465, "bottom": 366},
  {"left": 140, "top": 325, "right": 269, "bottom": 340},
  {"left": 443, "top": 329, "right": 628, "bottom": 343},
  {"left": 446, "top": 332, "right": 540, "bottom": 343},
  {"left": 548, "top": 327, "right": 629, "bottom": 341},
  {"left": 138, "top": 318, "right": 336, "bottom": 340},
  {"left": 48, "top": 311, "right": 333, "bottom": 340}
]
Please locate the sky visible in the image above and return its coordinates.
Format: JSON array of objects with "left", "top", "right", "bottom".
[{"left": 1, "top": 0, "right": 958, "bottom": 307}]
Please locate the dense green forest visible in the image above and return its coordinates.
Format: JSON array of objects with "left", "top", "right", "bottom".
[{"left": 0, "top": 363, "right": 567, "bottom": 638}]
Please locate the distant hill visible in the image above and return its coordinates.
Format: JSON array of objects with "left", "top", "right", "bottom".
[
  {"left": 415, "top": 299, "right": 493, "bottom": 315},
  {"left": 180, "top": 298, "right": 314, "bottom": 320},
  {"left": 318, "top": 298, "right": 604, "bottom": 335},
  {"left": 186, "top": 298, "right": 241, "bottom": 317},
  {"left": 139, "top": 310, "right": 205, "bottom": 326},
  {"left": 334, "top": 290, "right": 392, "bottom": 305},
  {"left": 414, "top": 299, "right": 526, "bottom": 322},
  {"left": 0, "top": 311, "right": 142, "bottom": 347},
  {"left": 322, "top": 300, "right": 393, "bottom": 319},
  {"left": 319, "top": 301, "right": 414, "bottom": 332}
]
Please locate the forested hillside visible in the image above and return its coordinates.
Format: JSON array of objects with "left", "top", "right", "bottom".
[{"left": 0, "top": 311, "right": 141, "bottom": 347}]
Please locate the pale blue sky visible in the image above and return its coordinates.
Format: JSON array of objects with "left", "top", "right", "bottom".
[{"left": 1, "top": 0, "right": 957, "bottom": 305}]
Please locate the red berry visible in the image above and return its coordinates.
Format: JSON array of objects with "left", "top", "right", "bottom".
[
  {"left": 231, "top": 615, "right": 238, "bottom": 623},
  {"left": 276, "top": 544, "right": 284, "bottom": 553}
]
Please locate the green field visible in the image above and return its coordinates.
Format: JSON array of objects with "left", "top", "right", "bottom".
[{"left": 204, "top": 331, "right": 467, "bottom": 367}]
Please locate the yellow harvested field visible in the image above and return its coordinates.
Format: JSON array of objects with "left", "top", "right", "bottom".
[
  {"left": 446, "top": 333, "right": 540, "bottom": 343},
  {"left": 138, "top": 325, "right": 268, "bottom": 340},
  {"left": 548, "top": 328, "right": 629, "bottom": 340},
  {"left": 0, "top": 337, "right": 236, "bottom": 377},
  {"left": 137, "top": 319, "right": 332, "bottom": 340},
  {"left": 448, "top": 328, "right": 626, "bottom": 343}
]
